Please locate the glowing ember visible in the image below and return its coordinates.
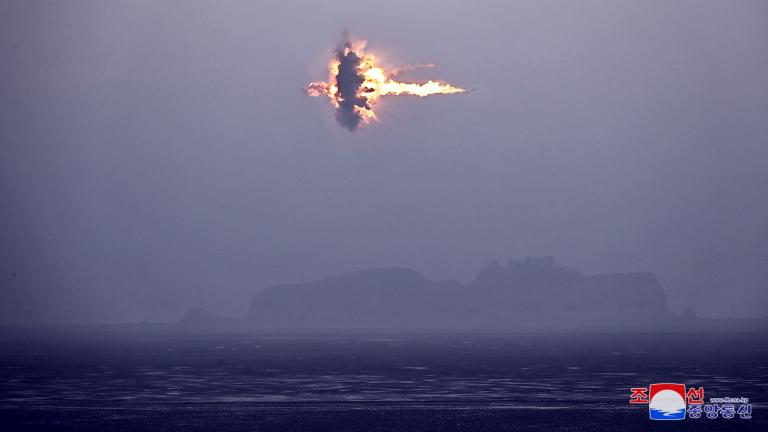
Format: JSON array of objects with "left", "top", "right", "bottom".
[{"left": 306, "top": 34, "right": 465, "bottom": 131}]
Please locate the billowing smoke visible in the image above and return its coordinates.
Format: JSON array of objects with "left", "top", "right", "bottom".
[
  {"left": 333, "top": 38, "right": 370, "bottom": 131},
  {"left": 306, "top": 33, "right": 465, "bottom": 131}
]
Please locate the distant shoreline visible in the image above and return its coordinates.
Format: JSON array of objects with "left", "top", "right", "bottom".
[{"left": 1, "top": 316, "right": 768, "bottom": 337}]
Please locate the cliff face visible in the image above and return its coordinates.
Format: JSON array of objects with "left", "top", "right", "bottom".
[
  {"left": 564, "top": 273, "right": 668, "bottom": 315},
  {"left": 246, "top": 258, "right": 669, "bottom": 330},
  {"left": 466, "top": 258, "right": 668, "bottom": 320}
]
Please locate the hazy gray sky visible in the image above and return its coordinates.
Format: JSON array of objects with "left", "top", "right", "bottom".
[{"left": 1, "top": 0, "right": 767, "bottom": 322}]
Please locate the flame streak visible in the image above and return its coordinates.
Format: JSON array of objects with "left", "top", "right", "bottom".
[{"left": 306, "top": 37, "right": 465, "bottom": 131}]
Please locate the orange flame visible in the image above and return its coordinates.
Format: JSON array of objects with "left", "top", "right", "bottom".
[{"left": 306, "top": 39, "right": 465, "bottom": 126}]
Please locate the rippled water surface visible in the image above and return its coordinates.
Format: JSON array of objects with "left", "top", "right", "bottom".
[{"left": 1, "top": 331, "right": 765, "bottom": 430}]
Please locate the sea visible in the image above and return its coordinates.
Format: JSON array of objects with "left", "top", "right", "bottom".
[{"left": 1, "top": 330, "right": 766, "bottom": 431}]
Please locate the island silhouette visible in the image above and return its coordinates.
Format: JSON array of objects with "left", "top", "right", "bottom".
[{"left": 237, "top": 257, "right": 670, "bottom": 331}]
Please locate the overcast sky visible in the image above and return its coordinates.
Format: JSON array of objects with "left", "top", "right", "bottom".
[{"left": 1, "top": 0, "right": 767, "bottom": 322}]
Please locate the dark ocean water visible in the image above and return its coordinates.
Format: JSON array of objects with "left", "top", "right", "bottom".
[{"left": 1, "top": 331, "right": 766, "bottom": 431}]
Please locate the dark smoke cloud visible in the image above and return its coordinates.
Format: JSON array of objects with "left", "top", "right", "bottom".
[{"left": 333, "top": 38, "right": 369, "bottom": 131}]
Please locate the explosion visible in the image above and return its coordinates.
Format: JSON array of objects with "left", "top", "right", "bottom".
[{"left": 306, "top": 33, "right": 466, "bottom": 131}]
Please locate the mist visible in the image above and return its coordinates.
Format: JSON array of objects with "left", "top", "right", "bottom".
[{"left": 1, "top": 0, "right": 767, "bottom": 324}]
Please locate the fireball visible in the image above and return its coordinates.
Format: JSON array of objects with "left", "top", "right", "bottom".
[{"left": 306, "top": 35, "right": 465, "bottom": 131}]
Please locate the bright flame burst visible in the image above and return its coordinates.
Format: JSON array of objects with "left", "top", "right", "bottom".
[{"left": 306, "top": 36, "right": 465, "bottom": 131}]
